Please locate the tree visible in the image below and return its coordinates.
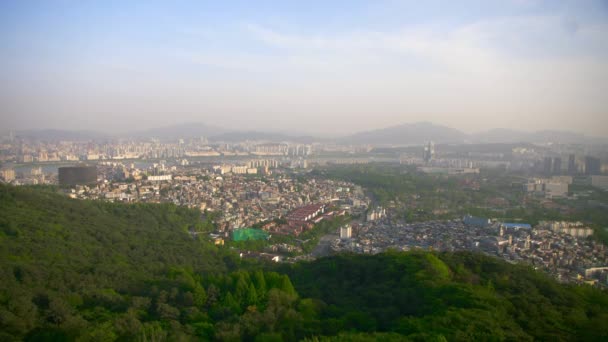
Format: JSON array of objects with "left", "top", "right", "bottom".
[
  {"left": 193, "top": 283, "right": 207, "bottom": 308},
  {"left": 247, "top": 284, "right": 259, "bottom": 307}
]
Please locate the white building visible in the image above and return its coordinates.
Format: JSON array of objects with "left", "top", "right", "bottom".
[
  {"left": 231, "top": 166, "right": 248, "bottom": 174},
  {"left": 539, "top": 221, "right": 594, "bottom": 238},
  {"left": 248, "top": 159, "right": 279, "bottom": 168},
  {"left": 366, "top": 207, "right": 386, "bottom": 221},
  {"left": 340, "top": 225, "right": 352, "bottom": 240},
  {"left": 524, "top": 178, "right": 569, "bottom": 198},
  {"left": 147, "top": 175, "right": 172, "bottom": 182},
  {"left": 1, "top": 169, "right": 15, "bottom": 181}
]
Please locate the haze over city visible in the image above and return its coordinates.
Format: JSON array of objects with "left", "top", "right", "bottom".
[
  {"left": 1, "top": 0, "right": 607, "bottom": 136},
  {"left": 5, "top": 2, "right": 608, "bottom": 341}
]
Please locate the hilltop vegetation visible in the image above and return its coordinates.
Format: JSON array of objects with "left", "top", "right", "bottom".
[
  {"left": 1, "top": 185, "right": 608, "bottom": 340},
  {"left": 284, "top": 252, "right": 608, "bottom": 341},
  {"left": 311, "top": 164, "right": 520, "bottom": 221}
]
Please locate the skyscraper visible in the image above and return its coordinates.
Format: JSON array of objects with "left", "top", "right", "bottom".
[
  {"left": 568, "top": 154, "right": 577, "bottom": 175},
  {"left": 552, "top": 157, "right": 562, "bottom": 175},
  {"left": 585, "top": 156, "right": 601, "bottom": 175},
  {"left": 423, "top": 141, "right": 435, "bottom": 164},
  {"left": 543, "top": 157, "right": 553, "bottom": 175}
]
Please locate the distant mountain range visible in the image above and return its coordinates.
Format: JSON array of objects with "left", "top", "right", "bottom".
[
  {"left": 340, "top": 122, "right": 468, "bottom": 145},
  {"left": 469, "top": 128, "right": 606, "bottom": 144},
  {"left": 209, "top": 131, "right": 317, "bottom": 144},
  {"left": 11, "top": 122, "right": 607, "bottom": 145},
  {"left": 341, "top": 122, "right": 607, "bottom": 145}
]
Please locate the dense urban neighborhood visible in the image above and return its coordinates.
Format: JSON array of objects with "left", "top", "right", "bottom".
[{"left": 2, "top": 132, "right": 608, "bottom": 289}]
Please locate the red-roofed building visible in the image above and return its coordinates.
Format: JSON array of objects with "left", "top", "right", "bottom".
[{"left": 286, "top": 203, "right": 326, "bottom": 223}]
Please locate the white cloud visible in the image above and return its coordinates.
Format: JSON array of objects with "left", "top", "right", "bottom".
[
  {"left": 7, "top": 6, "right": 608, "bottom": 135},
  {"left": 167, "top": 13, "right": 608, "bottom": 134},
  {"left": 245, "top": 14, "right": 608, "bottom": 68}
]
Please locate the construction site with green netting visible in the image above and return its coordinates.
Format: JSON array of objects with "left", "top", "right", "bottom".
[{"left": 231, "top": 228, "right": 270, "bottom": 241}]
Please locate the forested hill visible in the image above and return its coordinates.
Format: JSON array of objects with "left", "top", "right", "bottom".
[
  {"left": 0, "top": 185, "right": 235, "bottom": 340},
  {"left": 1, "top": 185, "right": 608, "bottom": 341},
  {"left": 285, "top": 252, "right": 608, "bottom": 340}
]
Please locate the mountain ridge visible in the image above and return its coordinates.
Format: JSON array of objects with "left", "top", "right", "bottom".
[
  {"left": 9, "top": 122, "right": 607, "bottom": 144},
  {"left": 340, "top": 121, "right": 468, "bottom": 145}
]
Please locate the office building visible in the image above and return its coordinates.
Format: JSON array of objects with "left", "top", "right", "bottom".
[
  {"left": 552, "top": 157, "right": 562, "bottom": 175},
  {"left": 524, "top": 177, "right": 569, "bottom": 198},
  {"left": 568, "top": 154, "right": 577, "bottom": 174},
  {"left": 423, "top": 141, "right": 435, "bottom": 164},
  {"left": 543, "top": 157, "right": 565, "bottom": 175},
  {"left": 585, "top": 156, "right": 601, "bottom": 175},
  {"left": 543, "top": 157, "right": 553, "bottom": 175}
]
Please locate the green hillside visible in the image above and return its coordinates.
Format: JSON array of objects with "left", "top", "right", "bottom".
[
  {"left": 284, "top": 252, "right": 608, "bottom": 340},
  {"left": 1, "top": 185, "right": 607, "bottom": 341}
]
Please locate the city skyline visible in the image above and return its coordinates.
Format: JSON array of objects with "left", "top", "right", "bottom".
[{"left": 1, "top": 1, "right": 608, "bottom": 136}]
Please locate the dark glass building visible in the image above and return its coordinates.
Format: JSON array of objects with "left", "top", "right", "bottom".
[
  {"left": 568, "top": 154, "right": 576, "bottom": 174},
  {"left": 585, "top": 156, "right": 601, "bottom": 175}
]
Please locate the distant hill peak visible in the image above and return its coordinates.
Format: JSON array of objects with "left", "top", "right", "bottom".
[{"left": 341, "top": 122, "right": 468, "bottom": 145}]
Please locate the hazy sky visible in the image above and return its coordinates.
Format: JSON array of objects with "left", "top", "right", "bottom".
[{"left": 1, "top": 0, "right": 607, "bottom": 136}]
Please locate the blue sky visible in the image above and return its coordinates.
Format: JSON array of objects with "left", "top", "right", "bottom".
[{"left": 1, "top": 0, "right": 607, "bottom": 135}]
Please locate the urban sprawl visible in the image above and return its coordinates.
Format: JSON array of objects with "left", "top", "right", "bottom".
[{"left": 1, "top": 136, "right": 608, "bottom": 288}]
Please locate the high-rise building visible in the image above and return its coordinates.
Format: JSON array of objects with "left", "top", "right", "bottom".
[
  {"left": 585, "top": 156, "right": 601, "bottom": 175},
  {"left": 423, "top": 141, "right": 435, "bottom": 164},
  {"left": 542, "top": 157, "right": 563, "bottom": 175},
  {"left": 552, "top": 157, "right": 562, "bottom": 175},
  {"left": 543, "top": 157, "right": 553, "bottom": 175},
  {"left": 568, "top": 154, "right": 577, "bottom": 174}
]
